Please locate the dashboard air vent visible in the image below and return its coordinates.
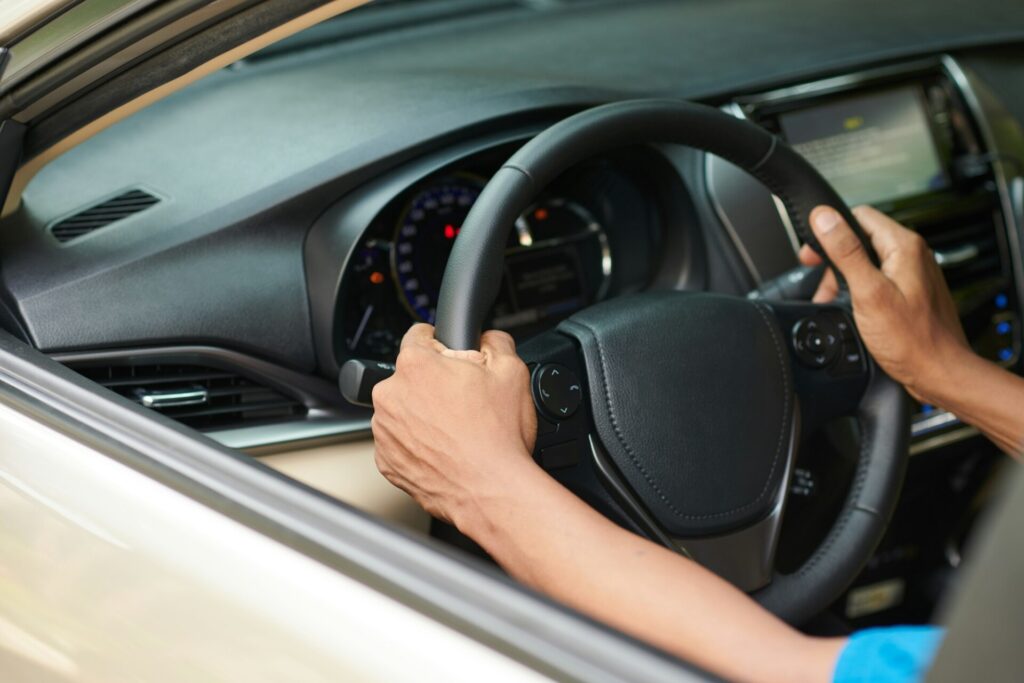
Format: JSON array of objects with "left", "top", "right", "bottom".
[
  {"left": 50, "top": 189, "right": 161, "bottom": 242},
  {"left": 72, "top": 361, "right": 307, "bottom": 431},
  {"left": 920, "top": 209, "right": 1003, "bottom": 294}
]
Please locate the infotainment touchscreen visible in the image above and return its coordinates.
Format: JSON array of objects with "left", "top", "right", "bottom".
[{"left": 778, "top": 86, "right": 948, "bottom": 206}]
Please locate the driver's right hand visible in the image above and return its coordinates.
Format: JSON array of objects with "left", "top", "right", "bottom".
[{"left": 798, "top": 205, "right": 971, "bottom": 405}]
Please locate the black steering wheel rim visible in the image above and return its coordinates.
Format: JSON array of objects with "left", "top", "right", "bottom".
[
  {"left": 434, "top": 99, "right": 909, "bottom": 624},
  {"left": 435, "top": 98, "right": 877, "bottom": 351}
]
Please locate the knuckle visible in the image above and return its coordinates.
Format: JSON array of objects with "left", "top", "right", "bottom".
[
  {"left": 830, "top": 231, "right": 864, "bottom": 261},
  {"left": 481, "top": 329, "right": 517, "bottom": 356},
  {"left": 899, "top": 228, "right": 925, "bottom": 248},
  {"left": 370, "top": 380, "right": 391, "bottom": 408},
  {"left": 913, "top": 235, "right": 937, "bottom": 259},
  {"left": 490, "top": 329, "right": 515, "bottom": 347},
  {"left": 510, "top": 358, "right": 531, "bottom": 382},
  {"left": 375, "top": 455, "right": 394, "bottom": 478},
  {"left": 394, "top": 346, "right": 424, "bottom": 373},
  {"left": 908, "top": 233, "right": 930, "bottom": 256},
  {"left": 393, "top": 352, "right": 410, "bottom": 373},
  {"left": 369, "top": 413, "right": 385, "bottom": 438}
]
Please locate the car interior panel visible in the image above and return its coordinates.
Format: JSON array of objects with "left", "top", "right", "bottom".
[{"left": 2, "top": 1, "right": 1024, "bottom": 680}]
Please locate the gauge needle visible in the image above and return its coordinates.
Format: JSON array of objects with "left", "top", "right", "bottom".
[
  {"left": 514, "top": 216, "right": 534, "bottom": 247},
  {"left": 350, "top": 304, "right": 374, "bottom": 351}
]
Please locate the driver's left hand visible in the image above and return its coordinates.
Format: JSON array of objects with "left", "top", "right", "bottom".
[{"left": 370, "top": 323, "right": 538, "bottom": 526}]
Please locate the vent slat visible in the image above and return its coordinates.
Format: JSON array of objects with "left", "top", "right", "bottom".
[
  {"left": 67, "top": 361, "right": 306, "bottom": 431},
  {"left": 51, "top": 189, "right": 161, "bottom": 242},
  {"left": 919, "top": 210, "right": 1005, "bottom": 293},
  {"left": 91, "top": 371, "right": 237, "bottom": 388},
  {"left": 168, "top": 400, "right": 302, "bottom": 420},
  {"left": 60, "top": 210, "right": 157, "bottom": 223}
]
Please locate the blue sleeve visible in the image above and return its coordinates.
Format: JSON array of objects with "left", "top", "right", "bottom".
[{"left": 833, "top": 626, "right": 944, "bottom": 683}]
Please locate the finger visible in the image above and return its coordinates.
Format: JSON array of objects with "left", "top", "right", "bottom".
[
  {"left": 399, "top": 322, "right": 450, "bottom": 358},
  {"left": 440, "top": 348, "right": 486, "bottom": 361},
  {"left": 812, "top": 268, "right": 840, "bottom": 303},
  {"left": 440, "top": 329, "right": 515, "bottom": 363},
  {"left": 851, "top": 205, "right": 911, "bottom": 261},
  {"left": 400, "top": 322, "right": 438, "bottom": 351},
  {"left": 809, "top": 206, "right": 887, "bottom": 292},
  {"left": 798, "top": 243, "right": 823, "bottom": 267},
  {"left": 480, "top": 329, "right": 517, "bottom": 357}
]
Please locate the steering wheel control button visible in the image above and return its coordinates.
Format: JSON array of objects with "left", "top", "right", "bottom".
[
  {"left": 537, "top": 417, "right": 559, "bottom": 436},
  {"left": 533, "top": 364, "right": 582, "bottom": 420},
  {"left": 792, "top": 317, "right": 841, "bottom": 368},
  {"left": 832, "top": 314, "right": 855, "bottom": 341},
  {"left": 831, "top": 342, "right": 866, "bottom": 377},
  {"left": 539, "top": 441, "right": 580, "bottom": 470}
]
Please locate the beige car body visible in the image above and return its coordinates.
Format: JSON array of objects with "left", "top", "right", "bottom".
[{"left": 0, "top": 398, "right": 551, "bottom": 682}]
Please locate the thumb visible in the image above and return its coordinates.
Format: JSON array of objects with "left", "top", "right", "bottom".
[{"left": 809, "top": 206, "right": 882, "bottom": 291}]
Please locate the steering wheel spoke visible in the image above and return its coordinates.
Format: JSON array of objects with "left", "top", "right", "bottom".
[
  {"left": 518, "top": 329, "right": 666, "bottom": 531},
  {"left": 518, "top": 330, "right": 592, "bottom": 469},
  {"left": 590, "top": 416, "right": 800, "bottom": 593},
  {"left": 767, "top": 301, "right": 871, "bottom": 436}
]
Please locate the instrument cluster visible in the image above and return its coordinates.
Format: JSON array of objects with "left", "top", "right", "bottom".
[{"left": 339, "top": 172, "right": 611, "bottom": 361}]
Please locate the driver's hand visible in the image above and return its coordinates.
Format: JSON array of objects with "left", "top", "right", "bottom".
[
  {"left": 798, "top": 205, "right": 971, "bottom": 403},
  {"left": 370, "top": 323, "right": 538, "bottom": 525}
]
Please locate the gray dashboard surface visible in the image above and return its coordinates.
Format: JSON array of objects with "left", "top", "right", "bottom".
[{"left": 2, "top": 0, "right": 1024, "bottom": 369}]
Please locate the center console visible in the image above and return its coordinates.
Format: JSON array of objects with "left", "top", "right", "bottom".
[
  {"left": 728, "top": 57, "right": 1023, "bottom": 454},
  {"left": 705, "top": 56, "right": 1024, "bottom": 627}
]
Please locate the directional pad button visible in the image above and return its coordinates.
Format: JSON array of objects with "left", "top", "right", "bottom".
[
  {"left": 533, "top": 364, "right": 582, "bottom": 420},
  {"left": 792, "top": 316, "right": 842, "bottom": 368}
]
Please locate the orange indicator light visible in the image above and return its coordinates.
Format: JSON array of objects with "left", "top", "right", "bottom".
[
  {"left": 369, "top": 271, "right": 385, "bottom": 285},
  {"left": 534, "top": 208, "right": 549, "bottom": 221}
]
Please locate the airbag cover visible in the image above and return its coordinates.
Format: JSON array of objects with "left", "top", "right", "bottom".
[{"left": 559, "top": 291, "right": 794, "bottom": 537}]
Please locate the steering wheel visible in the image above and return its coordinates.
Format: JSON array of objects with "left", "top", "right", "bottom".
[{"left": 433, "top": 99, "right": 910, "bottom": 624}]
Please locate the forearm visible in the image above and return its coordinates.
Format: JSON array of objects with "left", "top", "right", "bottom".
[
  {"left": 455, "top": 456, "right": 844, "bottom": 683},
  {"left": 927, "top": 351, "right": 1024, "bottom": 458}
]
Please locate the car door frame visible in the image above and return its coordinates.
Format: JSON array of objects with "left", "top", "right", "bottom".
[{"left": 0, "top": 327, "right": 717, "bottom": 682}]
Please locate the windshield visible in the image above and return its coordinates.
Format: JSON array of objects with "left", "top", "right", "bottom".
[
  {"left": 1, "top": 0, "right": 155, "bottom": 90},
  {"left": 0, "top": 0, "right": 73, "bottom": 43}
]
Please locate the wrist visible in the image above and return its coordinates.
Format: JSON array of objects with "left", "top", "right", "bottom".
[
  {"left": 912, "top": 341, "right": 982, "bottom": 412},
  {"left": 449, "top": 449, "right": 547, "bottom": 541}
]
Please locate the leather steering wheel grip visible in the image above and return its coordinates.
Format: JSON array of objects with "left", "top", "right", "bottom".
[
  {"left": 434, "top": 98, "right": 876, "bottom": 351},
  {"left": 755, "top": 367, "right": 911, "bottom": 625}
]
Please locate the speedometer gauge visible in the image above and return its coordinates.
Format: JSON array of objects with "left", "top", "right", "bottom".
[{"left": 391, "top": 177, "right": 483, "bottom": 323}]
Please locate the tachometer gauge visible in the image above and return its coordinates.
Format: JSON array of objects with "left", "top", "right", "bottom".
[
  {"left": 391, "top": 177, "right": 484, "bottom": 323},
  {"left": 343, "top": 240, "right": 405, "bottom": 359}
]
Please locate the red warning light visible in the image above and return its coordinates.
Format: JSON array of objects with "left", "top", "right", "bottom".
[
  {"left": 444, "top": 224, "right": 460, "bottom": 240},
  {"left": 533, "top": 208, "right": 549, "bottom": 221},
  {"left": 369, "top": 271, "right": 385, "bottom": 285}
]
